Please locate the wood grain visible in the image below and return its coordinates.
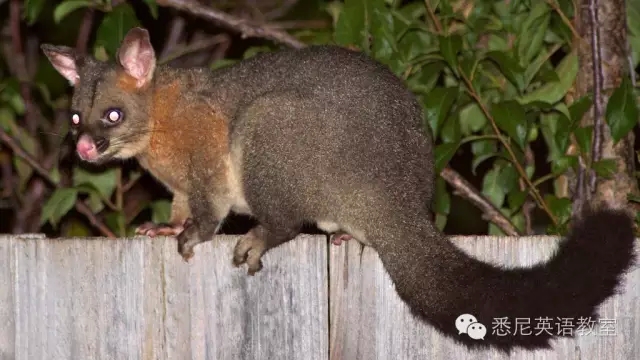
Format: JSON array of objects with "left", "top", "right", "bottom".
[
  {"left": 0, "top": 234, "right": 638, "bottom": 360},
  {"left": 329, "top": 235, "right": 640, "bottom": 360},
  {"left": 0, "top": 234, "right": 327, "bottom": 360}
]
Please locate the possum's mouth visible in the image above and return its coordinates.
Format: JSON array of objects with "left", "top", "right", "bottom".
[{"left": 75, "top": 133, "right": 111, "bottom": 163}]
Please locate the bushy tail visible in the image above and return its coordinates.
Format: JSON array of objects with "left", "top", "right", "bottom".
[{"left": 374, "top": 208, "right": 636, "bottom": 352}]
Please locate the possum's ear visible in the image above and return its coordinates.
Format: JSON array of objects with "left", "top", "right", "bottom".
[
  {"left": 117, "top": 27, "right": 156, "bottom": 89},
  {"left": 41, "top": 44, "right": 79, "bottom": 86}
]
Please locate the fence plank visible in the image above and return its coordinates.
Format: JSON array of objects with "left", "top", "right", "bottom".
[
  {"left": 1, "top": 233, "right": 639, "bottom": 360},
  {"left": 0, "top": 234, "right": 328, "bottom": 360},
  {"left": 329, "top": 236, "right": 640, "bottom": 360}
]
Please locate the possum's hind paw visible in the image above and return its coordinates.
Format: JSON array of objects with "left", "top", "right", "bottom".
[
  {"left": 330, "top": 232, "right": 353, "bottom": 246},
  {"left": 233, "top": 231, "right": 266, "bottom": 275}
]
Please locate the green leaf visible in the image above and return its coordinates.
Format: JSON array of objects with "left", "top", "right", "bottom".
[
  {"left": 516, "top": 2, "right": 550, "bottom": 65},
  {"left": 508, "top": 190, "right": 527, "bottom": 211},
  {"left": 211, "top": 59, "right": 238, "bottom": 70},
  {"left": 605, "top": 77, "right": 639, "bottom": 143},
  {"left": 151, "top": 199, "right": 172, "bottom": 224},
  {"left": 482, "top": 165, "right": 506, "bottom": 208},
  {"left": 523, "top": 47, "right": 553, "bottom": 88},
  {"left": 569, "top": 95, "right": 593, "bottom": 123},
  {"left": 498, "top": 163, "right": 519, "bottom": 194},
  {"left": 243, "top": 46, "right": 273, "bottom": 59},
  {"left": 25, "top": 0, "right": 47, "bottom": 25},
  {"left": 73, "top": 167, "right": 117, "bottom": 200},
  {"left": 433, "top": 177, "right": 450, "bottom": 215},
  {"left": 439, "top": 34, "right": 463, "bottom": 70},
  {"left": 423, "top": 87, "right": 458, "bottom": 136},
  {"left": 53, "top": 0, "right": 94, "bottom": 24},
  {"left": 552, "top": 111, "right": 573, "bottom": 154},
  {"left": 459, "top": 102, "right": 487, "bottom": 135},
  {"left": 95, "top": 3, "right": 141, "bottom": 57},
  {"left": 142, "top": 0, "right": 159, "bottom": 19},
  {"left": 485, "top": 51, "right": 525, "bottom": 92},
  {"left": 471, "top": 139, "right": 499, "bottom": 174},
  {"left": 1, "top": 79, "right": 25, "bottom": 115},
  {"left": 573, "top": 126, "right": 593, "bottom": 155},
  {"left": 592, "top": 158, "right": 618, "bottom": 178},
  {"left": 440, "top": 113, "right": 462, "bottom": 143},
  {"left": 550, "top": 155, "right": 578, "bottom": 175},
  {"left": 63, "top": 219, "right": 92, "bottom": 237},
  {"left": 41, "top": 188, "right": 78, "bottom": 226},
  {"left": 408, "top": 61, "right": 446, "bottom": 95},
  {"left": 104, "top": 211, "right": 126, "bottom": 236},
  {"left": 335, "top": 0, "right": 386, "bottom": 52},
  {"left": 518, "top": 52, "right": 578, "bottom": 105},
  {"left": 434, "top": 142, "right": 459, "bottom": 173},
  {"left": 628, "top": 193, "right": 640, "bottom": 203},
  {"left": 491, "top": 100, "right": 528, "bottom": 149},
  {"left": 545, "top": 195, "right": 572, "bottom": 224},
  {"left": 371, "top": 8, "right": 396, "bottom": 64}
]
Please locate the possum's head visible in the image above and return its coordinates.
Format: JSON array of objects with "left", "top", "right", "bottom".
[{"left": 41, "top": 27, "right": 156, "bottom": 164}]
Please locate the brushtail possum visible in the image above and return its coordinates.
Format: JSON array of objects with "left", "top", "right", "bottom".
[{"left": 42, "top": 27, "right": 636, "bottom": 352}]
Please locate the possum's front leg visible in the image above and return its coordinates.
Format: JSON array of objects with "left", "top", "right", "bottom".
[{"left": 177, "top": 193, "right": 224, "bottom": 261}]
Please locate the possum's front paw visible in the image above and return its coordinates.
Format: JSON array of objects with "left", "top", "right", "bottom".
[
  {"left": 177, "top": 219, "right": 199, "bottom": 262},
  {"left": 136, "top": 222, "right": 185, "bottom": 237},
  {"left": 233, "top": 232, "right": 267, "bottom": 275}
]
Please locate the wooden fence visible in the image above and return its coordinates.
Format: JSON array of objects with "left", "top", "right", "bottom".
[{"left": 0, "top": 233, "right": 638, "bottom": 360}]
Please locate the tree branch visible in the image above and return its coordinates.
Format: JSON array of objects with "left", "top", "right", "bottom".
[
  {"left": 440, "top": 167, "right": 521, "bottom": 236},
  {"left": 587, "top": 0, "right": 604, "bottom": 194},
  {"left": 0, "top": 129, "right": 116, "bottom": 238},
  {"left": 156, "top": 0, "right": 305, "bottom": 48}
]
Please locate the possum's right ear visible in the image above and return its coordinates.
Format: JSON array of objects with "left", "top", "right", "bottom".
[
  {"left": 40, "top": 44, "right": 79, "bottom": 86},
  {"left": 116, "top": 27, "right": 156, "bottom": 89}
]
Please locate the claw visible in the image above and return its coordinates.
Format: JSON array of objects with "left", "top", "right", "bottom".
[
  {"left": 233, "top": 232, "right": 266, "bottom": 275},
  {"left": 330, "top": 232, "right": 353, "bottom": 246},
  {"left": 135, "top": 221, "right": 184, "bottom": 237}
]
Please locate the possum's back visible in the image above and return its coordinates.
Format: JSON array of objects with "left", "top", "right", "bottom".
[{"left": 217, "top": 45, "right": 435, "bottom": 219}]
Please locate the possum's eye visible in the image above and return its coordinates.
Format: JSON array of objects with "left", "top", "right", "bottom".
[
  {"left": 103, "top": 108, "right": 124, "bottom": 124},
  {"left": 70, "top": 111, "right": 81, "bottom": 127}
]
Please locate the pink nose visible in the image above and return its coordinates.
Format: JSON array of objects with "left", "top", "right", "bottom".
[{"left": 76, "top": 134, "right": 98, "bottom": 161}]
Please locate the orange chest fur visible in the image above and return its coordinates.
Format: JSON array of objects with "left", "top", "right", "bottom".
[{"left": 136, "top": 80, "right": 231, "bottom": 194}]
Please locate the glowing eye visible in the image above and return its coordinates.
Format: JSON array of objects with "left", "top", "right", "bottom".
[
  {"left": 71, "top": 113, "right": 80, "bottom": 125},
  {"left": 104, "top": 109, "right": 123, "bottom": 123}
]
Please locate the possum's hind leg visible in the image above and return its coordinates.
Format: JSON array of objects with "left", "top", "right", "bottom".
[{"left": 233, "top": 224, "right": 299, "bottom": 275}]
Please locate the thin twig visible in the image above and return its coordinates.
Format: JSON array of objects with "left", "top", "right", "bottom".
[
  {"left": 441, "top": 167, "right": 520, "bottom": 236},
  {"left": 10, "top": 0, "right": 35, "bottom": 134},
  {"left": 160, "top": 17, "right": 186, "bottom": 60},
  {"left": 75, "top": 8, "right": 95, "bottom": 55},
  {"left": 157, "top": 0, "right": 305, "bottom": 48},
  {"left": 521, "top": 146, "right": 536, "bottom": 234},
  {"left": 459, "top": 70, "right": 559, "bottom": 226},
  {"left": 272, "top": 19, "right": 330, "bottom": 30},
  {"left": 0, "top": 129, "right": 116, "bottom": 238},
  {"left": 263, "top": 0, "right": 299, "bottom": 20},
  {"left": 159, "top": 34, "right": 229, "bottom": 65},
  {"left": 424, "top": 0, "right": 443, "bottom": 33},
  {"left": 587, "top": 0, "right": 603, "bottom": 193},
  {"left": 547, "top": 0, "right": 581, "bottom": 43}
]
